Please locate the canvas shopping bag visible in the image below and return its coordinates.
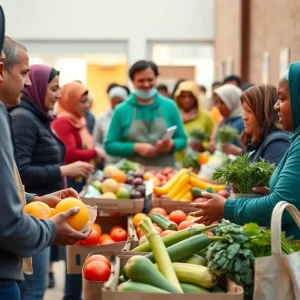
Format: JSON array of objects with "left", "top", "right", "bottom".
[
  {"left": 13, "top": 162, "right": 33, "bottom": 274},
  {"left": 253, "top": 201, "right": 300, "bottom": 300}
]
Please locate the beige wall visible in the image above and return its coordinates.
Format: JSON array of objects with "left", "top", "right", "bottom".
[{"left": 214, "top": 0, "right": 300, "bottom": 85}]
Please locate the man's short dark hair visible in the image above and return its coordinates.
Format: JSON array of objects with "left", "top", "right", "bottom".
[
  {"left": 129, "top": 60, "right": 159, "bottom": 81},
  {"left": 223, "top": 75, "right": 241, "bottom": 87},
  {"left": 199, "top": 85, "right": 207, "bottom": 93},
  {"left": 157, "top": 84, "right": 168, "bottom": 93}
]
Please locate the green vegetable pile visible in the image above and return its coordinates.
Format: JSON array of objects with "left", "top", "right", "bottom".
[
  {"left": 212, "top": 154, "right": 276, "bottom": 194},
  {"left": 182, "top": 153, "right": 200, "bottom": 169},
  {"left": 206, "top": 224, "right": 255, "bottom": 300},
  {"left": 115, "top": 158, "right": 140, "bottom": 173},
  {"left": 188, "top": 128, "right": 209, "bottom": 142},
  {"left": 217, "top": 126, "right": 239, "bottom": 144}
]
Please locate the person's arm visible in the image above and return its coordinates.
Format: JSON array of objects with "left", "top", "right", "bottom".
[
  {"left": 11, "top": 111, "right": 61, "bottom": 187},
  {"left": 224, "top": 140, "right": 300, "bottom": 228},
  {"left": 105, "top": 108, "right": 135, "bottom": 157},
  {"left": 0, "top": 106, "right": 56, "bottom": 257},
  {"left": 93, "top": 117, "right": 105, "bottom": 149},
  {"left": 169, "top": 103, "right": 187, "bottom": 151},
  {"left": 52, "top": 118, "right": 97, "bottom": 164}
]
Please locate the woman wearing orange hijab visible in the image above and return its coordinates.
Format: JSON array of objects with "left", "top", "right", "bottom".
[{"left": 52, "top": 82, "right": 104, "bottom": 188}]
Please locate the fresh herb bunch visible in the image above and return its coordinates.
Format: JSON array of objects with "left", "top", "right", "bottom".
[
  {"left": 243, "top": 223, "right": 296, "bottom": 257},
  {"left": 182, "top": 153, "right": 200, "bottom": 169},
  {"left": 206, "top": 224, "right": 255, "bottom": 300},
  {"left": 212, "top": 154, "right": 276, "bottom": 194},
  {"left": 217, "top": 126, "right": 239, "bottom": 144},
  {"left": 189, "top": 128, "right": 209, "bottom": 142}
]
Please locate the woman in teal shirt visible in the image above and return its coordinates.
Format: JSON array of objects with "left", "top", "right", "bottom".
[
  {"left": 105, "top": 60, "right": 187, "bottom": 166},
  {"left": 190, "top": 61, "right": 300, "bottom": 240}
]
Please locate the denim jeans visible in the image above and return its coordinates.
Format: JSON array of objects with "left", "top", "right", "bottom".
[
  {"left": 0, "top": 280, "right": 20, "bottom": 300},
  {"left": 19, "top": 247, "right": 50, "bottom": 300}
]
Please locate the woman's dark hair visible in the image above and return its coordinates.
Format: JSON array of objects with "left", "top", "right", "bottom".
[
  {"left": 129, "top": 60, "right": 159, "bottom": 81},
  {"left": 106, "top": 82, "right": 119, "bottom": 94},
  {"left": 240, "top": 84, "right": 281, "bottom": 148},
  {"left": 223, "top": 75, "right": 241, "bottom": 87},
  {"left": 48, "top": 68, "right": 60, "bottom": 83}
]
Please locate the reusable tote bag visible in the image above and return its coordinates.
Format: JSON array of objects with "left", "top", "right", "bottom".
[{"left": 253, "top": 201, "right": 300, "bottom": 300}]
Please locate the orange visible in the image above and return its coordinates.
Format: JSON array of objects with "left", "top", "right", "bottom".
[
  {"left": 143, "top": 172, "right": 152, "bottom": 181},
  {"left": 198, "top": 153, "right": 210, "bottom": 165},
  {"left": 53, "top": 197, "right": 89, "bottom": 231},
  {"left": 102, "top": 179, "right": 120, "bottom": 193},
  {"left": 132, "top": 213, "right": 147, "bottom": 228},
  {"left": 91, "top": 223, "right": 102, "bottom": 235},
  {"left": 23, "top": 201, "right": 53, "bottom": 219},
  {"left": 111, "top": 170, "right": 127, "bottom": 183}
]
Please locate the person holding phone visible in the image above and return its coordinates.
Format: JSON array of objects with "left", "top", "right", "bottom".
[{"left": 105, "top": 60, "right": 187, "bottom": 166}]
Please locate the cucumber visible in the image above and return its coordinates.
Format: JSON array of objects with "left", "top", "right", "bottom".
[
  {"left": 117, "top": 281, "right": 170, "bottom": 293},
  {"left": 206, "top": 187, "right": 216, "bottom": 193},
  {"left": 146, "top": 234, "right": 210, "bottom": 263},
  {"left": 191, "top": 187, "right": 203, "bottom": 198},
  {"left": 124, "top": 255, "right": 181, "bottom": 293},
  {"left": 180, "top": 282, "right": 210, "bottom": 293},
  {"left": 149, "top": 213, "right": 177, "bottom": 231}
]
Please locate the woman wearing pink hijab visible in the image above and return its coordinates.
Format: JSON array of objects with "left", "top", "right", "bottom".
[{"left": 9, "top": 64, "right": 94, "bottom": 299}]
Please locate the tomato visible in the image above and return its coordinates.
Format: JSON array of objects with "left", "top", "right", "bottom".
[
  {"left": 139, "top": 225, "right": 162, "bottom": 239},
  {"left": 75, "top": 240, "right": 82, "bottom": 245},
  {"left": 160, "top": 230, "right": 176, "bottom": 237},
  {"left": 156, "top": 174, "right": 167, "bottom": 182},
  {"left": 149, "top": 207, "right": 167, "bottom": 217},
  {"left": 99, "top": 234, "right": 111, "bottom": 244},
  {"left": 109, "top": 212, "right": 120, "bottom": 217},
  {"left": 109, "top": 226, "right": 123, "bottom": 235},
  {"left": 85, "top": 255, "right": 111, "bottom": 269},
  {"left": 169, "top": 210, "right": 187, "bottom": 225},
  {"left": 81, "top": 229, "right": 100, "bottom": 246},
  {"left": 162, "top": 167, "right": 173, "bottom": 176},
  {"left": 101, "top": 239, "right": 115, "bottom": 245},
  {"left": 217, "top": 189, "right": 230, "bottom": 198},
  {"left": 110, "top": 228, "right": 128, "bottom": 242},
  {"left": 178, "top": 220, "right": 195, "bottom": 231},
  {"left": 83, "top": 261, "right": 111, "bottom": 282}
]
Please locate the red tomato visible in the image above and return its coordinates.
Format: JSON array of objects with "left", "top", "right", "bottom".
[
  {"left": 162, "top": 167, "right": 173, "bottom": 176},
  {"left": 138, "top": 225, "right": 162, "bottom": 239},
  {"left": 149, "top": 207, "right": 168, "bottom": 217},
  {"left": 217, "top": 190, "right": 230, "bottom": 198},
  {"left": 178, "top": 220, "right": 195, "bottom": 231},
  {"left": 83, "top": 261, "right": 111, "bottom": 282},
  {"left": 101, "top": 239, "right": 115, "bottom": 245},
  {"left": 110, "top": 228, "right": 128, "bottom": 242},
  {"left": 160, "top": 230, "right": 176, "bottom": 237},
  {"left": 109, "top": 226, "right": 124, "bottom": 236},
  {"left": 75, "top": 240, "right": 82, "bottom": 245},
  {"left": 81, "top": 229, "right": 100, "bottom": 246},
  {"left": 169, "top": 210, "right": 187, "bottom": 225},
  {"left": 85, "top": 255, "right": 111, "bottom": 269}
]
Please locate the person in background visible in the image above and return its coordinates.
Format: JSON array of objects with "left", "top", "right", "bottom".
[
  {"left": 241, "top": 82, "right": 255, "bottom": 91},
  {"left": 190, "top": 62, "right": 300, "bottom": 241},
  {"left": 171, "top": 78, "right": 186, "bottom": 100},
  {"left": 198, "top": 84, "right": 212, "bottom": 111},
  {"left": 52, "top": 81, "right": 105, "bottom": 300},
  {"left": 93, "top": 85, "right": 129, "bottom": 164},
  {"left": 85, "top": 93, "right": 95, "bottom": 134},
  {"left": 223, "top": 75, "right": 242, "bottom": 88},
  {"left": 157, "top": 84, "right": 169, "bottom": 97},
  {"left": 9, "top": 64, "right": 94, "bottom": 299},
  {"left": 174, "top": 81, "right": 214, "bottom": 161},
  {"left": 222, "top": 84, "right": 290, "bottom": 165},
  {"left": 210, "top": 81, "right": 223, "bottom": 124},
  {"left": 105, "top": 60, "right": 187, "bottom": 166},
  {"left": 208, "top": 84, "right": 244, "bottom": 152},
  {"left": 0, "top": 30, "right": 90, "bottom": 300}
]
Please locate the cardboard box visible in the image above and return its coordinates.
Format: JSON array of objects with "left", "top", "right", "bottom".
[
  {"left": 67, "top": 215, "right": 134, "bottom": 274},
  {"left": 151, "top": 195, "right": 198, "bottom": 213},
  {"left": 102, "top": 255, "right": 244, "bottom": 300}
]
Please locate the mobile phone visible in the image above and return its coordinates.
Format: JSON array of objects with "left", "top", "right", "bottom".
[{"left": 162, "top": 125, "right": 177, "bottom": 140}]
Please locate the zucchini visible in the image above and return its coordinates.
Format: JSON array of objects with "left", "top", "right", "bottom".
[
  {"left": 172, "top": 263, "right": 217, "bottom": 288},
  {"left": 149, "top": 213, "right": 177, "bottom": 231},
  {"left": 191, "top": 187, "right": 203, "bottom": 198},
  {"left": 117, "top": 281, "right": 170, "bottom": 293},
  {"left": 180, "top": 282, "right": 210, "bottom": 293},
  {"left": 124, "top": 255, "right": 181, "bottom": 293},
  {"left": 132, "top": 223, "right": 217, "bottom": 252},
  {"left": 146, "top": 234, "right": 210, "bottom": 263}
]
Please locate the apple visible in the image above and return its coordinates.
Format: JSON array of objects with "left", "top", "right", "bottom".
[
  {"left": 126, "top": 176, "right": 134, "bottom": 185},
  {"left": 217, "top": 189, "right": 230, "bottom": 198},
  {"left": 130, "top": 190, "right": 142, "bottom": 199},
  {"left": 133, "top": 172, "right": 143, "bottom": 179},
  {"left": 136, "top": 185, "right": 146, "bottom": 196},
  {"left": 132, "top": 177, "right": 143, "bottom": 187},
  {"left": 90, "top": 180, "right": 102, "bottom": 192}
]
